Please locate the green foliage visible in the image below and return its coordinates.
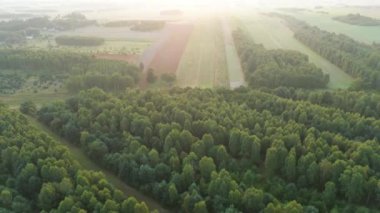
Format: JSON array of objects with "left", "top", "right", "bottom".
[
  {"left": 19, "top": 100, "right": 37, "bottom": 115},
  {"left": 0, "top": 106, "right": 149, "bottom": 212},
  {"left": 160, "top": 73, "right": 176, "bottom": 85},
  {"left": 147, "top": 69, "right": 157, "bottom": 84},
  {"left": 36, "top": 88, "right": 380, "bottom": 212}
]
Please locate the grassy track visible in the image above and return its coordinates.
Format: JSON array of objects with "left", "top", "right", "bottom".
[
  {"left": 176, "top": 18, "right": 229, "bottom": 88},
  {"left": 221, "top": 17, "right": 246, "bottom": 89},
  {"left": 280, "top": 9, "right": 380, "bottom": 44},
  {"left": 236, "top": 12, "right": 354, "bottom": 89},
  {"left": 25, "top": 115, "right": 170, "bottom": 213}
]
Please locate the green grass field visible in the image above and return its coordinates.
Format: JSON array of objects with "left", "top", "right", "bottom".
[
  {"left": 236, "top": 12, "right": 354, "bottom": 89},
  {"left": 26, "top": 39, "right": 151, "bottom": 55},
  {"left": 176, "top": 18, "right": 229, "bottom": 88},
  {"left": 279, "top": 9, "right": 380, "bottom": 44},
  {"left": 25, "top": 115, "right": 169, "bottom": 213}
]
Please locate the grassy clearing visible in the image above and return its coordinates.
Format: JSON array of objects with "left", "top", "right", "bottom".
[
  {"left": 176, "top": 18, "right": 229, "bottom": 88},
  {"left": 279, "top": 9, "right": 380, "bottom": 44},
  {"left": 25, "top": 115, "right": 170, "bottom": 213},
  {"left": 26, "top": 38, "right": 151, "bottom": 55},
  {"left": 236, "top": 12, "right": 353, "bottom": 89}
]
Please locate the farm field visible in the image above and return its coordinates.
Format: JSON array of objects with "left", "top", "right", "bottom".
[
  {"left": 236, "top": 12, "right": 354, "bottom": 89},
  {"left": 144, "top": 22, "right": 193, "bottom": 75},
  {"left": 176, "top": 18, "right": 229, "bottom": 88},
  {"left": 279, "top": 9, "right": 380, "bottom": 44}
]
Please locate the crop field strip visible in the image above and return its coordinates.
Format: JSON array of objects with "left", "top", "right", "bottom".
[
  {"left": 236, "top": 11, "right": 354, "bottom": 89},
  {"left": 144, "top": 23, "right": 193, "bottom": 75},
  {"left": 176, "top": 18, "right": 229, "bottom": 88}
]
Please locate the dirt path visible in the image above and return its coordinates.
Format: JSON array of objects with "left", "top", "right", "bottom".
[{"left": 25, "top": 115, "right": 171, "bottom": 213}]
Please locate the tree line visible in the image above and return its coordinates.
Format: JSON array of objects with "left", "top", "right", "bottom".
[
  {"left": 37, "top": 88, "right": 380, "bottom": 212},
  {"left": 104, "top": 20, "right": 165, "bottom": 31},
  {"left": 263, "top": 87, "right": 380, "bottom": 119},
  {"left": 0, "top": 49, "right": 140, "bottom": 92},
  {"left": 0, "top": 105, "right": 151, "bottom": 212},
  {"left": 233, "top": 29, "right": 329, "bottom": 89},
  {"left": 55, "top": 36, "right": 105, "bottom": 47},
  {"left": 271, "top": 13, "right": 380, "bottom": 90}
]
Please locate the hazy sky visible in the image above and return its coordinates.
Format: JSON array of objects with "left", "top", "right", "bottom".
[{"left": 4, "top": 0, "right": 380, "bottom": 8}]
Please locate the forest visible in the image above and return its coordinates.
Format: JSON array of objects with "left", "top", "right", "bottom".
[
  {"left": 55, "top": 36, "right": 105, "bottom": 47},
  {"left": 0, "top": 105, "right": 151, "bottom": 212},
  {"left": 2, "top": 3, "right": 380, "bottom": 212},
  {"left": 272, "top": 13, "right": 380, "bottom": 89},
  {"left": 333, "top": 14, "right": 380, "bottom": 26},
  {"left": 35, "top": 88, "right": 380, "bottom": 212},
  {"left": 233, "top": 29, "right": 329, "bottom": 89}
]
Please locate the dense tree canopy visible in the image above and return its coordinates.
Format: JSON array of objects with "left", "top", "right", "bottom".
[
  {"left": 37, "top": 88, "right": 380, "bottom": 212},
  {"left": 0, "top": 106, "right": 150, "bottom": 212}
]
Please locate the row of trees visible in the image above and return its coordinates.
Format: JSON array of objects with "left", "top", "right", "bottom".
[
  {"left": 37, "top": 88, "right": 380, "bottom": 212},
  {"left": 0, "top": 49, "right": 140, "bottom": 92},
  {"left": 233, "top": 29, "right": 329, "bottom": 89},
  {"left": 0, "top": 105, "right": 150, "bottom": 212},
  {"left": 104, "top": 20, "right": 165, "bottom": 31},
  {"left": 264, "top": 87, "right": 380, "bottom": 119},
  {"left": 55, "top": 36, "right": 105, "bottom": 46},
  {"left": 272, "top": 13, "right": 380, "bottom": 89},
  {"left": 55, "top": 36, "right": 105, "bottom": 47}
]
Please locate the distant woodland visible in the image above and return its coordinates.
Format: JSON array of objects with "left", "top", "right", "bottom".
[
  {"left": 334, "top": 14, "right": 380, "bottom": 26},
  {"left": 273, "top": 13, "right": 380, "bottom": 89}
]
